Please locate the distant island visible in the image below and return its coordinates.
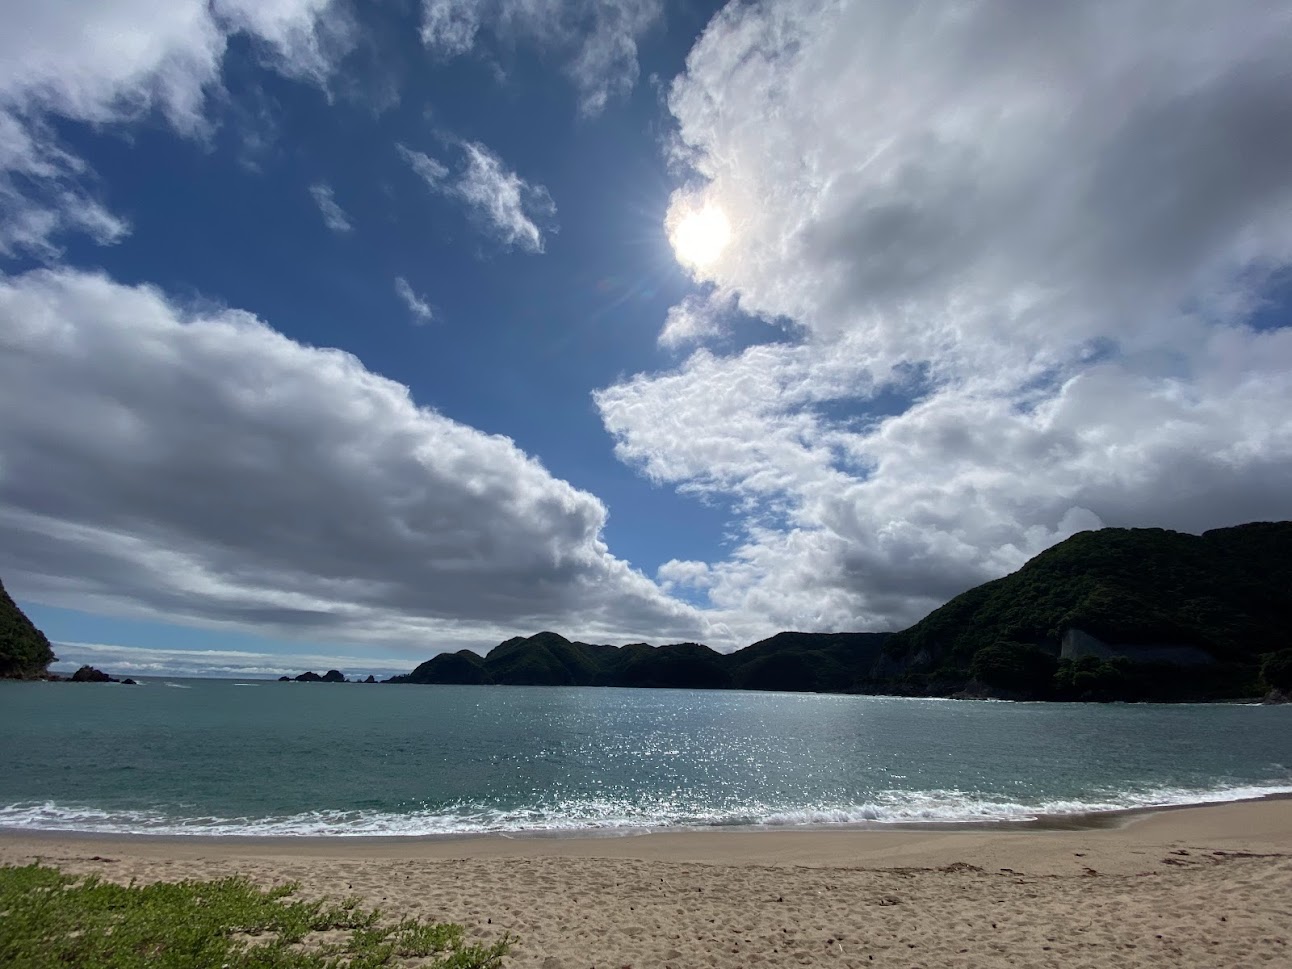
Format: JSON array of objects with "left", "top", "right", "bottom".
[
  {"left": 387, "top": 522, "right": 1292, "bottom": 702},
  {"left": 4, "top": 523, "right": 1291, "bottom": 701},
  {"left": 277, "top": 671, "right": 378, "bottom": 683}
]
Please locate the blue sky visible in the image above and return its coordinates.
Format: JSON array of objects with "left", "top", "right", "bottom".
[{"left": 3, "top": 1, "right": 1291, "bottom": 677}]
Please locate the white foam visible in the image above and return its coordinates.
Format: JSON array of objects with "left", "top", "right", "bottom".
[{"left": 3, "top": 779, "right": 1291, "bottom": 838}]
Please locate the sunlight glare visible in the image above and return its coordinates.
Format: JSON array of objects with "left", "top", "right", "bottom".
[{"left": 669, "top": 202, "right": 731, "bottom": 269}]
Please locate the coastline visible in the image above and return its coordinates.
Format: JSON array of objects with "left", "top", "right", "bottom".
[
  {"left": 3, "top": 796, "right": 1289, "bottom": 870},
  {"left": 4, "top": 786, "right": 1291, "bottom": 844},
  {"left": 4, "top": 798, "right": 1289, "bottom": 968}
]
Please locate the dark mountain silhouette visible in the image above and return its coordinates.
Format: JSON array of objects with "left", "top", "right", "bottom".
[
  {"left": 878, "top": 521, "right": 1292, "bottom": 700},
  {"left": 387, "top": 629, "right": 891, "bottom": 691},
  {"left": 389, "top": 522, "right": 1292, "bottom": 701}
]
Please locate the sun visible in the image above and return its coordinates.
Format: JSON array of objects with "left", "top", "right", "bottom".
[{"left": 669, "top": 201, "right": 731, "bottom": 269}]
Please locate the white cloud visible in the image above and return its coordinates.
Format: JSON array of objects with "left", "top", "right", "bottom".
[
  {"left": 396, "top": 143, "right": 450, "bottom": 186},
  {"left": 596, "top": 0, "right": 1292, "bottom": 639},
  {"left": 420, "top": 0, "right": 662, "bottom": 116},
  {"left": 0, "top": 0, "right": 351, "bottom": 257},
  {"left": 49, "top": 641, "right": 412, "bottom": 679},
  {"left": 658, "top": 292, "right": 729, "bottom": 349},
  {"left": 0, "top": 184, "right": 131, "bottom": 260},
  {"left": 420, "top": 0, "right": 480, "bottom": 56},
  {"left": 215, "top": 0, "right": 355, "bottom": 85},
  {"left": 400, "top": 139, "right": 556, "bottom": 253},
  {"left": 0, "top": 268, "right": 707, "bottom": 652},
  {"left": 455, "top": 142, "right": 556, "bottom": 252},
  {"left": 394, "top": 276, "right": 434, "bottom": 323},
  {"left": 309, "top": 182, "right": 352, "bottom": 232}
]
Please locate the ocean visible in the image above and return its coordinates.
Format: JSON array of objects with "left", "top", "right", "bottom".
[{"left": 1, "top": 679, "right": 1288, "bottom": 837}]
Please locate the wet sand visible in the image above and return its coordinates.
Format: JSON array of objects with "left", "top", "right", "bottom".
[{"left": 4, "top": 798, "right": 1290, "bottom": 967}]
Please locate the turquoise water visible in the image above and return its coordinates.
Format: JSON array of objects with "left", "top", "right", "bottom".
[{"left": 1, "top": 679, "right": 1289, "bottom": 836}]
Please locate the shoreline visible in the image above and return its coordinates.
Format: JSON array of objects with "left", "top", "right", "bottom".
[
  {"left": 3, "top": 789, "right": 1290, "bottom": 850},
  {"left": 5, "top": 798, "right": 1288, "bottom": 968},
  {"left": 3, "top": 796, "right": 1290, "bottom": 870}
]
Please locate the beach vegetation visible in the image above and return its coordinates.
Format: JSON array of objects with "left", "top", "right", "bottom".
[{"left": 0, "top": 863, "right": 511, "bottom": 969}]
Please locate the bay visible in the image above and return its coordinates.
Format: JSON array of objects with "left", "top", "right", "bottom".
[{"left": 1, "top": 679, "right": 1288, "bottom": 836}]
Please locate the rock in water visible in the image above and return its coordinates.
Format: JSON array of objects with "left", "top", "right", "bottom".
[{"left": 70, "top": 666, "right": 115, "bottom": 683}]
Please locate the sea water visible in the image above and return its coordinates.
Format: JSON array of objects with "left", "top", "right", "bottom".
[{"left": 1, "top": 680, "right": 1288, "bottom": 836}]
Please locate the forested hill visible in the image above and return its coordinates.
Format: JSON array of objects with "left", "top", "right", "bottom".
[
  {"left": 877, "top": 521, "right": 1292, "bottom": 698},
  {"left": 0, "top": 578, "right": 56, "bottom": 679},
  {"left": 387, "top": 629, "right": 893, "bottom": 692},
  {"left": 390, "top": 522, "right": 1292, "bottom": 701}
]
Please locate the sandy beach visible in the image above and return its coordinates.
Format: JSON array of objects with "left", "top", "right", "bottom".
[{"left": 3, "top": 799, "right": 1290, "bottom": 968}]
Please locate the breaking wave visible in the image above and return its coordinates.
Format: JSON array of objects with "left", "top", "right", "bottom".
[{"left": 3, "top": 781, "right": 1289, "bottom": 838}]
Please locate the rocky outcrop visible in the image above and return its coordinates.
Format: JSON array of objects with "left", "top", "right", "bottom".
[
  {"left": 289, "top": 670, "right": 347, "bottom": 682},
  {"left": 70, "top": 666, "right": 117, "bottom": 683}
]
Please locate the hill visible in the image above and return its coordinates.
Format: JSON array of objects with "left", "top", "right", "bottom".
[
  {"left": 387, "top": 629, "right": 891, "bottom": 692},
  {"left": 0, "top": 578, "right": 56, "bottom": 679},
  {"left": 388, "top": 522, "right": 1292, "bottom": 701},
  {"left": 878, "top": 521, "right": 1292, "bottom": 700}
]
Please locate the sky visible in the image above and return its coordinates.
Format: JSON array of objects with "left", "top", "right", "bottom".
[{"left": 2, "top": 1, "right": 1291, "bottom": 679}]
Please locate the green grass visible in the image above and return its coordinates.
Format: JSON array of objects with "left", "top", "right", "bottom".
[{"left": 0, "top": 863, "right": 511, "bottom": 969}]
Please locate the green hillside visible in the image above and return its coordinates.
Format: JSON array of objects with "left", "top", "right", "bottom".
[
  {"left": 880, "top": 521, "right": 1292, "bottom": 699},
  {"left": 388, "top": 522, "right": 1292, "bottom": 702},
  {"left": 0, "top": 579, "right": 56, "bottom": 679},
  {"left": 388, "top": 629, "right": 890, "bottom": 692}
]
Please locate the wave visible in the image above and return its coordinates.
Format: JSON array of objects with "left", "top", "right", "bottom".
[
  {"left": 3, "top": 780, "right": 1290, "bottom": 838},
  {"left": 163, "top": 682, "right": 192, "bottom": 689}
]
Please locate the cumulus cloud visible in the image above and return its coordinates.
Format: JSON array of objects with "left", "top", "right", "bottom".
[
  {"left": 309, "top": 182, "right": 352, "bottom": 232},
  {"left": 0, "top": 268, "right": 705, "bottom": 652},
  {"left": 394, "top": 275, "right": 434, "bottom": 323},
  {"left": 420, "top": 0, "right": 662, "bottom": 115},
  {"left": 400, "top": 139, "right": 556, "bottom": 253},
  {"left": 0, "top": 0, "right": 351, "bottom": 256},
  {"left": 597, "top": 0, "right": 1292, "bottom": 638}
]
